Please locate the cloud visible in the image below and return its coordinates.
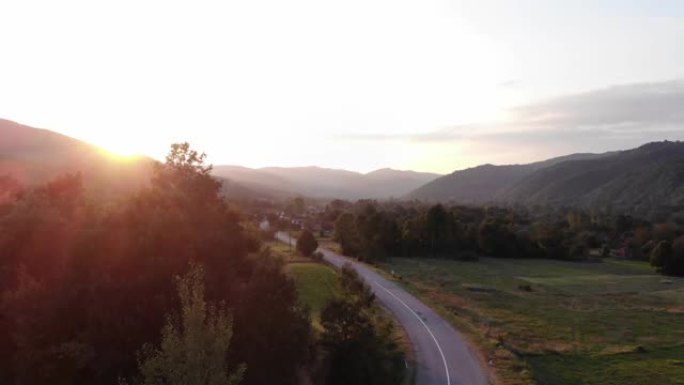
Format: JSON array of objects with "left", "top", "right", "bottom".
[
  {"left": 341, "top": 79, "right": 684, "bottom": 148},
  {"left": 510, "top": 79, "right": 684, "bottom": 130}
]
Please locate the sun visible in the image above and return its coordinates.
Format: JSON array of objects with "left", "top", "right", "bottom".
[{"left": 97, "top": 139, "right": 144, "bottom": 160}]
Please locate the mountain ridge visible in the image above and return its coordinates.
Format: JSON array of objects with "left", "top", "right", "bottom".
[
  {"left": 211, "top": 164, "right": 440, "bottom": 200},
  {"left": 408, "top": 140, "right": 684, "bottom": 218}
]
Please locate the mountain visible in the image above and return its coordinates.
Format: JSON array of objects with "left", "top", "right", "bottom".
[
  {"left": 363, "top": 168, "right": 445, "bottom": 198},
  {"left": 408, "top": 141, "right": 684, "bottom": 217},
  {"left": 0, "top": 119, "right": 438, "bottom": 202},
  {"left": 407, "top": 152, "right": 607, "bottom": 203},
  {"left": 0, "top": 119, "right": 154, "bottom": 196},
  {"left": 212, "top": 165, "right": 440, "bottom": 200},
  {"left": 500, "top": 141, "right": 684, "bottom": 214}
]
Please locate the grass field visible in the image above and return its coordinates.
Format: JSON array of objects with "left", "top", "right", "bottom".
[
  {"left": 266, "top": 241, "right": 338, "bottom": 328},
  {"left": 381, "top": 257, "right": 684, "bottom": 385},
  {"left": 285, "top": 262, "right": 339, "bottom": 326}
]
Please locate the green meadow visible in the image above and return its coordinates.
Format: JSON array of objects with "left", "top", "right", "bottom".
[
  {"left": 285, "top": 262, "right": 339, "bottom": 325},
  {"left": 381, "top": 257, "right": 684, "bottom": 385}
]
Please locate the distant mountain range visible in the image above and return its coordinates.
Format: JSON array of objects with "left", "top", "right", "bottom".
[
  {"left": 3, "top": 118, "right": 683, "bottom": 214},
  {"left": 408, "top": 141, "right": 684, "bottom": 216},
  {"left": 0, "top": 119, "right": 439, "bottom": 200},
  {"left": 211, "top": 165, "right": 440, "bottom": 200}
]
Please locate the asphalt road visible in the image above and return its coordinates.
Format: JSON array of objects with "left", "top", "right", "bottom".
[{"left": 276, "top": 232, "right": 489, "bottom": 385}]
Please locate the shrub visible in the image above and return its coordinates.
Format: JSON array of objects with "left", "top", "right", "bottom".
[{"left": 297, "top": 230, "right": 319, "bottom": 257}]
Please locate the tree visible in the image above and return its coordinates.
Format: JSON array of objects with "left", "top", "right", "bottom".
[
  {"left": 297, "top": 229, "right": 319, "bottom": 256},
  {"left": 478, "top": 216, "right": 520, "bottom": 258},
  {"left": 650, "top": 240, "right": 672, "bottom": 271},
  {"left": 320, "top": 265, "right": 404, "bottom": 385},
  {"left": 136, "top": 265, "right": 245, "bottom": 385},
  {"left": 651, "top": 238, "right": 684, "bottom": 276},
  {"left": 334, "top": 212, "right": 359, "bottom": 256},
  {"left": 151, "top": 142, "right": 223, "bottom": 209},
  {"left": 0, "top": 144, "right": 309, "bottom": 385},
  {"left": 425, "top": 204, "right": 451, "bottom": 257}
]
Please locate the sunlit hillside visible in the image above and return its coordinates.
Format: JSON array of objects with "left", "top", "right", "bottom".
[{"left": 0, "top": 119, "right": 154, "bottom": 197}]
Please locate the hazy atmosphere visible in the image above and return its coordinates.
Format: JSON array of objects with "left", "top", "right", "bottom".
[
  {"left": 2, "top": 2, "right": 684, "bottom": 385},
  {"left": 2, "top": 0, "right": 683, "bottom": 172}
]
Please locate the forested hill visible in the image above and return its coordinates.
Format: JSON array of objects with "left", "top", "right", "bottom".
[
  {"left": 0, "top": 119, "right": 154, "bottom": 196},
  {"left": 501, "top": 141, "right": 684, "bottom": 216},
  {"left": 408, "top": 141, "right": 684, "bottom": 217},
  {"left": 407, "top": 152, "right": 607, "bottom": 203}
]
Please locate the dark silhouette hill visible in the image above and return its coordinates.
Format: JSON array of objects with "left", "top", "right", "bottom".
[
  {"left": 407, "top": 152, "right": 608, "bottom": 203},
  {"left": 212, "top": 165, "right": 439, "bottom": 200}
]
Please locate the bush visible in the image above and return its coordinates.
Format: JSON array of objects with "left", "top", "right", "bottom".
[{"left": 297, "top": 230, "right": 319, "bottom": 257}]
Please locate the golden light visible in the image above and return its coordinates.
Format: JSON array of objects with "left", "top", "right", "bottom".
[{"left": 94, "top": 136, "right": 148, "bottom": 161}]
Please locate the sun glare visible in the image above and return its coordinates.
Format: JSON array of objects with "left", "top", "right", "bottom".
[{"left": 98, "top": 142, "right": 143, "bottom": 160}]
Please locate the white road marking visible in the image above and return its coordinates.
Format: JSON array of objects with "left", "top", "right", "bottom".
[
  {"left": 374, "top": 281, "right": 451, "bottom": 385},
  {"left": 278, "top": 233, "right": 454, "bottom": 385}
]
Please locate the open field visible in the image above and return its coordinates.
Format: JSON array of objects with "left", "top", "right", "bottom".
[
  {"left": 266, "top": 240, "right": 338, "bottom": 327},
  {"left": 285, "top": 262, "right": 339, "bottom": 324},
  {"left": 381, "top": 257, "right": 684, "bottom": 385}
]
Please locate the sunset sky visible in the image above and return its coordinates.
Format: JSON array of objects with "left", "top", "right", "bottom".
[{"left": 1, "top": 0, "right": 683, "bottom": 173}]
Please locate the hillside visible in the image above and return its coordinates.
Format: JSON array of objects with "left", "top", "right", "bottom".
[
  {"left": 0, "top": 119, "right": 438, "bottom": 202},
  {"left": 212, "top": 165, "right": 439, "bottom": 200},
  {"left": 407, "top": 153, "right": 607, "bottom": 203},
  {"left": 408, "top": 141, "right": 684, "bottom": 217},
  {"left": 501, "top": 141, "right": 684, "bottom": 215},
  {"left": 0, "top": 119, "right": 155, "bottom": 196}
]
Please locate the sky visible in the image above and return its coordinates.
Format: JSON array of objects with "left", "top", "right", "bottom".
[{"left": 1, "top": 0, "right": 683, "bottom": 173}]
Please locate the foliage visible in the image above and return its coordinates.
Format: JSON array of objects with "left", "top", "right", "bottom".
[
  {"left": 650, "top": 237, "right": 684, "bottom": 276},
  {"left": 136, "top": 265, "right": 245, "bottom": 385},
  {"left": 320, "top": 265, "right": 404, "bottom": 385},
  {"left": 334, "top": 212, "right": 359, "bottom": 256},
  {"left": 0, "top": 143, "right": 310, "bottom": 385},
  {"left": 323, "top": 200, "right": 683, "bottom": 276},
  {"left": 296, "top": 229, "right": 319, "bottom": 256}
]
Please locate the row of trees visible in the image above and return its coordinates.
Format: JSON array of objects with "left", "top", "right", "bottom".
[
  {"left": 328, "top": 201, "right": 684, "bottom": 276},
  {"left": 0, "top": 144, "right": 311, "bottom": 384}
]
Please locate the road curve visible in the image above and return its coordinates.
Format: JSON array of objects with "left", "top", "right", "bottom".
[{"left": 276, "top": 232, "right": 489, "bottom": 385}]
